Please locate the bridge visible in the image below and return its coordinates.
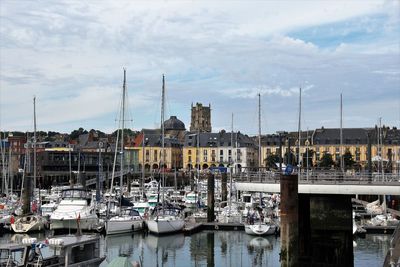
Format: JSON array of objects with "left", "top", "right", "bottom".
[
  {"left": 234, "top": 171, "right": 400, "bottom": 195},
  {"left": 85, "top": 170, "right": 129, "bottom": 187}
]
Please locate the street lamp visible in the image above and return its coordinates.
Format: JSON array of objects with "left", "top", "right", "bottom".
[{"left": 276, "top": 131, "right": 288, "bottom": 173}]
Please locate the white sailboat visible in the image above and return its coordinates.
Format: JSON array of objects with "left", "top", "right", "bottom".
[
  {"left": 106, "top": 207, "right": 143, "bottom": 234},
  {"left": 105, "top": 70, "right": 144, "bottom": 235},
  {"left": 244, "top": 93, "right": 277, "bottom": 236},
  {"left": 12, "top": 97, "right": 45, "bottom": 233},
  {"left": 11, "top": 214, "right": 45, "bottom": 233},
  {"left": 146, "top": 75, "right": 185, "bottom": 235}
]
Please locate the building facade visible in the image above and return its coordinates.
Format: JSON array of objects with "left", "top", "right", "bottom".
[
  {"left": 260, "top": 127, "right": 400, "bottom": 172},
  {"left": 183, "top": 130, "right": 258, "bottom": 173}
]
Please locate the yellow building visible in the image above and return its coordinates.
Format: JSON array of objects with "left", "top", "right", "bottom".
[{"left": 261, "top": 127, "right": 400, "bottom": 172}]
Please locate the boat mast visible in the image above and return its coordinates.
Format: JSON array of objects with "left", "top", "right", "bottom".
[
  {"left": 258, "top": 93, "right": 262, "bottom": 209},
  {"left": 0, "top": 132, "right": 6, "bottom": 195},
  {"left": 258, "top": 93, "right": 261, "bottom": 180},
  {"left": 298, "top": 87, "right": 302, "bottom": 182},
  {"left": 229, "top": 112, "right": 234, "bottom": 214},
  {"left": 340, "top": 93, "right": 344, "bottom": 173},
  {"left": 120, "top": 69, "right": 126, "bottom": 189},
  {"left": 33, "top": 96, "right": 37, "bottom": 192},
  {"left": 141, "top": 131, "right": 145, "bottom": 197},
  {"left": 161, "top": 74, "right": 166, "bottom": 211}
]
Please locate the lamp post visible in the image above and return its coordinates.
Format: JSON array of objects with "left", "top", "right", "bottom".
[
  {"left": 305, "top": 138, "right": 310, "bottom": 181},
  {"left": 277, "top": 131, "right": 288, "bottom": 173}
]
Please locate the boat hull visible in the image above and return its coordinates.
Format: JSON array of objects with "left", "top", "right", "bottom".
[
  {"left": 50, "top": 216, "right": 98, "bottom": 231},
  {"left": 146, "top": 217, "right": 184, "bottom": 235},
  {"left": 106, "top": 218, "right": 143, "bottom": 235},
  {"left": 244, "top": 223, "right": 276, "bottom": 236}
]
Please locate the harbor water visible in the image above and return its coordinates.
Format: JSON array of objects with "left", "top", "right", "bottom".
[{"left": 0, "top": 231, "right": 390, "bottom": 267}]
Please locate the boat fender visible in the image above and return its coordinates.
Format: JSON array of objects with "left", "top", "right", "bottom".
[{"left": 215, "top": 225, "right": 219, "bottom": 230}]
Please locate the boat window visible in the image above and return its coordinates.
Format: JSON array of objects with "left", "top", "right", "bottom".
[
  {"left": 0, "top": 248, "right": 25, "bottom": 266},
  {"left": 62, "top": 190, "right": 88, "bottom": 199},
  {"left": 129, "top": 209, "right": 140, "bottom": 216}
]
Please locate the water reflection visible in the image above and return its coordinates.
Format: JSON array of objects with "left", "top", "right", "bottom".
[
  {"left": 0, "top": 231, "right": 389, "bottom": 267},
  {"left": 247, "top": 237, "right": 273, "bottom": 267}
]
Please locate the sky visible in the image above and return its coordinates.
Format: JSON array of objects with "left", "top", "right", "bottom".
[{"left": 1, "top": 0, "right": 399, "bottom": 136}]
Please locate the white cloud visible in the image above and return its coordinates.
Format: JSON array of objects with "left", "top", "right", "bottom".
[
  {"left": 220, "top": 84, "right": 314, "bottom": 99},
  {"left": 0, "top": 0, "right": 399, "bottom": 134}
]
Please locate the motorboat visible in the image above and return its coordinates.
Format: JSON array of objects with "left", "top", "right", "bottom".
[
  {"left": 0, "top": 234, "right": 105, "bottom": 266},
  {"left": 41, "top": 203, "right": 57, "bottom": 218},
  {"left": 106, "top": 207, "right": 143, "bottom": 235},
  {"left": 184, "top": 192, "right": 200, "bottom": 208},
  {"left": 50, "top": 188, "right": 99, "bottom": 231},
  {"left": 11, "top": 214, "right": 45, "bottom": 233}
]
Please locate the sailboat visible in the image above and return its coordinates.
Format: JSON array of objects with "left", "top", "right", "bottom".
[
  {"left": 244, "top": 93, "right": 277, "bottom": 236},
  {"left": 146, "top": 75, "right": 185, "bottom": 235},
  {"left": 106, "top": 69, "right": 144, "bottom": 235},
  {"left": 11, "top": 97, "right": 45, "bottom": 233}
]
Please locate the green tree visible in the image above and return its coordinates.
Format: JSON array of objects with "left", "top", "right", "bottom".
[
  {"left": 319, "top": 152, "right": 334, "bottom": 168},
  {"left": 70, "top": 128, "right": 88, "bottom": 140},
  {"left": 302, "top": 149, "right": 314, "bottom": 168},
  {"left": 265, "top": 154, "right": 280, "bottom": 169},
  {"left": 284, "top": 151, "right": 297, "bottom": 166},
  {"left": 343, "top": 149, "right": 355, "bottom": 169}
]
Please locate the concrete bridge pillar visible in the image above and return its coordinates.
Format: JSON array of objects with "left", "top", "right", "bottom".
[
  {"left": 280, "top": 174, "right": 298, "bottom": 267},
  {"left": 299, "top": 194, "right": 353, "bottom": 267}
]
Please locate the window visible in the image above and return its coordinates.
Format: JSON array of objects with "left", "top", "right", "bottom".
[
  {"left": 189, "top": 156, "right": 192, "bottom": 162},
  {"left": 204, "top": 150, "right": 207, "bottom": 156},
  {"left": 220, "top": 150, "right": 223, "bottom": 156},
  {"left": 188, "top": 150, "right": 192, "bottom": 155},
  {"left": 154, "top": 150, "right": 157, "bottom": 161},
  {"left": 228, "top": 150, "right": 232, "bottom": 155}
]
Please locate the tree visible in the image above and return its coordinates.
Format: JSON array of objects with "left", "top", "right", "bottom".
[
  {"left": 70, "top": 128, "right": 88, "bottom": 140},
  {"left": 284, "top": 151, "right": 297, "bottom": 166},
  {"left": 343, "top": 149, "right": 355, "bottom": 170},
  {"left": 302, "top": 149, "right": 314, "bottom": 168},
  {"left": 319, "top": 152, "right": 334, "bottom": 168},
  {"left": 265, "top": 154, "right": 280, "bottom": 169}
]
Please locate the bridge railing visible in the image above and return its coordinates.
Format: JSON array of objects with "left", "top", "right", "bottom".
[{"left": 234, "top": 170, "right": 400, "bottom": 185}]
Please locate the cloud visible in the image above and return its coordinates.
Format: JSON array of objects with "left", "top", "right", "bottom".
[
  {"left": 220, "top": 84, "right": 314, "bottom": 99},
  {"left": 0, "top": 0, "right": 399, "bottom": 134}
]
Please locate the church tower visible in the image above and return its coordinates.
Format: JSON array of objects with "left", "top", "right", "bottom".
[{"left": 190, "top": 103, "right": 211, "bottom": 132}]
